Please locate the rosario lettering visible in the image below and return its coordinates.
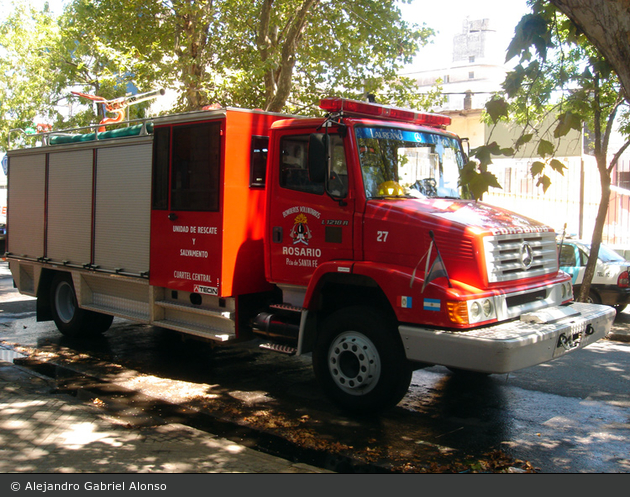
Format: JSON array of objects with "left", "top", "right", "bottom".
[{"left": 282, "top": 246, "right": 321, "bottom": 257}]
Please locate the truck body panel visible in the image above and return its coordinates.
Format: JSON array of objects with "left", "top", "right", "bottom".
[{"left": 7, "top": 137, "right": 153, "bottom": 276}]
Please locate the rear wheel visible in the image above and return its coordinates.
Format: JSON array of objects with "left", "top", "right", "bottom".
[
  {"left": 50, "top": 272, "right": 113, "bottom": 338},
  {"left": 313, "top": 306, "right": 412, "bottom": 414}
]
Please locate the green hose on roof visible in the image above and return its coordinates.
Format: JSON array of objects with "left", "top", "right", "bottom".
[{"left": 49, "top": 123, "right": 153, "bottom": 145}]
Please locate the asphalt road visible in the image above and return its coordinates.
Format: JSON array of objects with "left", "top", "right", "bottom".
[{"left": 0, "top": 261, "right": 629, "bottom": 473}]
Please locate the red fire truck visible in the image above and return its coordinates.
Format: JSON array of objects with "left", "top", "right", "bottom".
[{"left": 5, "top": 97, "right": 615, "bottom": 413}]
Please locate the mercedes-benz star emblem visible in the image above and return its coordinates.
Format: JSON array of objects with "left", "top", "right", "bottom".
[{"left": 520, "top": 242, "right": 534, "bottom": 270}]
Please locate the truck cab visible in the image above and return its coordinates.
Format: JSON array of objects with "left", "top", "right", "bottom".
[{"left": 260, "top": 98, "right": 614, "bottom": 411}]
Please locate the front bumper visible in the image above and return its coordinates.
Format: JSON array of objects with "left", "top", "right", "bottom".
[{"left": 399, "top": 302, "right": 615, "bottom": 373}]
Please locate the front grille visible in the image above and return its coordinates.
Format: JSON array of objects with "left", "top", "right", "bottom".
[{"left": 483, "top": 231, "right": 558, "bottom": 283}]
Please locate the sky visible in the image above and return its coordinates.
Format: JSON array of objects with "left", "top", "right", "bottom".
[{"left": 399, "top": 0, "right": 530, "bottom": 73}]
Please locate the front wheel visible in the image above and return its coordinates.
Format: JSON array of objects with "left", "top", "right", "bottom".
[
  {"left": 50, "top": 272, "right": 113, "bottom": 338},
  {"left": 313, "top": 306, "right": 412, "bottom": 414}
]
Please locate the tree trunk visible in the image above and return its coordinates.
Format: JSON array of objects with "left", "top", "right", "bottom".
[
  {"left": 258, "top": 0, "right": 319, "bottom": 112},
  {"left": 175, "top": 0, "right": 214, "bottom": 111},
  {"left": 577, "top": 152, "right": 610, "bottom": 302},
  {"left": 549, "top": 0, "right": 630, "bottom": 102}
]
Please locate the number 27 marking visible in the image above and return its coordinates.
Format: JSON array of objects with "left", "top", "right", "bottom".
[{"left": 377, "top": 231, "right": 389, "bottom": 242}]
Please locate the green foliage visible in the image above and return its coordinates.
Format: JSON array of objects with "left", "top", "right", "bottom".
[
  {"left": 554, "top": 111, "right": 582, "bottom": 138},
  {"left": 485, "top": 97, "right": 510, "bottom": 124},
  {"left": 0, "top": 1, "right": 62, "bottom": 150},
  {"left": 214, "top": 0, "right": 435, "bottom": 112},
  {"left": 461, "top": 141, "right": 512, "bottom": 200},
  {"left": 63, "top": 0, "right": 435, "bottom": 114},
  {"left": 515, "top": 133, "right": 533, "bottom": 149},
  {"left": 505, "top": 13, "right": 551, "bottom": 63},
  {"left": 536, "top": 139, "right": 554, "bottom": 158},
  {"left": 1, "top": 0, "right": 438, "bottom": 146},
  {"left": 460, "top": 156, "right": 502, "bottom": 201}
]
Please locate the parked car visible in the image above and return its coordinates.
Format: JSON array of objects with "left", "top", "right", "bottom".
[{"left": 558, "top": 239, "right": 630, "bottom": 312}]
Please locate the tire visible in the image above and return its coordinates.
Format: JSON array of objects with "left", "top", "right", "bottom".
[
  {"left": 313, "top": 306, "right": 412, "bottom": 414},
  {"left": 586, "top": 290, "right": 601, "bottom": 304},
  {"left": 614, "top": 304, "right": 627, "bottom": 314},
  {"left": 50, "top": 272, "right": 113, "bottom": 338}
]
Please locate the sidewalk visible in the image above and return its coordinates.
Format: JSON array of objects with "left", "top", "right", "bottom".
[{"left": 0, "top": 357, "right": 328, "bottom": 474}]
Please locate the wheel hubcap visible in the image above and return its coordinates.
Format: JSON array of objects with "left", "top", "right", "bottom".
[
  {"left": 328, "top": 332, "right": 381, "bottom": 395},
  {"left": 55, "top": 281, "right": 76, "bottom": 324}
]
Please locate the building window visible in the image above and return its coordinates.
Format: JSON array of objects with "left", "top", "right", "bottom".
[
  {"left": 468, "top": 71, "right": 475, "bottom": 79},
  {"left": 617, "top": 171, "right": 630, "bottom": 189},
  {"left": 469, "top": 55, "right": 475, "bottom": 63}
]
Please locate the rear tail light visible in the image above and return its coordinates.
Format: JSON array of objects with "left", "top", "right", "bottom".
[{"left": 618, "top": 270, "right": 629, "bottom": 288}]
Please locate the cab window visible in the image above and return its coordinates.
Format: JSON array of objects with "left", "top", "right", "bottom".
[
  {"left": 279, "top": 135, "right": 324, "bottom": 195},
  {"left": 279, "top": 134, "right": 348, "bottom": 197},
  {"left": 328, "top": 135, "right": 348, "bottom": 198}
]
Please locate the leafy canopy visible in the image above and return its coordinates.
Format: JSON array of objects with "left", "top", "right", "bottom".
[
  {"left": 0, "top": 1, "right": 61, "bottom": 149},
  {"left": 1, "top": 0, "right": 440, "bottom": 148}
]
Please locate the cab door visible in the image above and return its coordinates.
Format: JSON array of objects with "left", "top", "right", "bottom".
[
  {"left": 267, "top": 131, "right": 354, "bottom": 288},
  {"left": 150, "top": 120, "right": 224, "bottom": 295}
]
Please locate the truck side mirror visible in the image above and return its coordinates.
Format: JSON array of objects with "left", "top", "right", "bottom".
[{"left": 308, "top": 133, "right": 328, "bottom": 184}]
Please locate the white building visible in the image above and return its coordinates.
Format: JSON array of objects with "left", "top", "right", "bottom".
[{"left": 414, "top": 18, "right": 507, "bottom": 113}]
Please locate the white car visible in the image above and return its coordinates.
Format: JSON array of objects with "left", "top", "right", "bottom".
[{"left": 558, "top": 239, "right": 630, "bottom": 312}]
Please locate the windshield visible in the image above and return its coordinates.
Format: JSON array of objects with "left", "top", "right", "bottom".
[
  {"left": 594, "top": 244, "right": 626, "bottom": 263},
  {"left": 356, "top": 126, "right": 465, "bottom": 199}
]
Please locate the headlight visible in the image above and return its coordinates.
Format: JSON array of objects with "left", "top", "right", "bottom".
[
  {"left": 470, "top": 302, "right": 481, "bottom": 319},
  {"left": 447, "top": 297, "right": 497, "bottom": 325},
  {"left": 482, "top": 299, "right": 493, "bottom": 317}
]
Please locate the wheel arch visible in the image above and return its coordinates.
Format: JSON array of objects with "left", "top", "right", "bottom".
[
  {"left": 311, "top": 304, "right": 412, "bottom": 413},
  {"left": 299, "top": 271, "right": 397, "bottom": 354},
  {"left": 35, "top": 268, "right": 63, "bottom": 322}
]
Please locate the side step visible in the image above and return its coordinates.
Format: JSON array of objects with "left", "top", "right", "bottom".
[
  {"left": 152, "top": 319, "right": 234, "bottom": 342},
  {"left": 153, "top": 299, "right": 236, "bottom": 341},
  {"left": 259, "top": 343, "right": 297, "bottom": 355}
]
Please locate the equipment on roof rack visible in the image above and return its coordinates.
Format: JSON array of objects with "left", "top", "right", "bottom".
[{"left": 73, "top": 88, "right": 165, "bottom": 132}]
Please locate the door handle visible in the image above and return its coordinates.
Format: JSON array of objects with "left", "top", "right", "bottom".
[
  {"left": 272, "top": 226, "right": 283, "bottom": 243},
  {"left": 168, "top": 213, "right": 178, "bottom": 221}
]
